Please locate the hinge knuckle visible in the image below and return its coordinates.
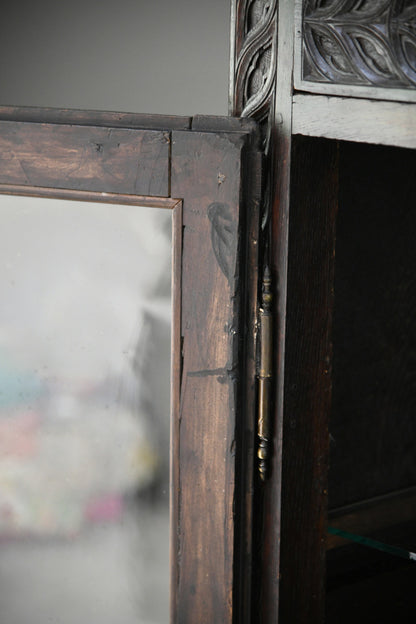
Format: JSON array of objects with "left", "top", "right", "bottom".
[{"left": 257, "top": 265, "right": 272, "bottom": 481}]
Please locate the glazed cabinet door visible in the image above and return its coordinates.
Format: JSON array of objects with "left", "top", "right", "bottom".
[{"left": 0, "top": 108, "right": 262, "bottom": 624}]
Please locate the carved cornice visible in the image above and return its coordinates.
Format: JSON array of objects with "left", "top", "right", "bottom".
[
  {"left": 231, "top": 0, "right": 278, "bottom": 151},
  {"left": 302, "top": 0, "right": 416, "bottom": 89}
]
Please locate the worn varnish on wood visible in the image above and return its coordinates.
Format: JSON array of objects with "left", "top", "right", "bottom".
[
  {"left": 0, "top": 108, "right": 261, "bottom": 624},
  {"left": 171, "top": 125, "right": 261, "bottom": 623},
  {"left": 0, "top": 108, "right": 262, "bottom": 624},
  {"left": 0, "top": 120, "right": 170, "bottom": 196}
]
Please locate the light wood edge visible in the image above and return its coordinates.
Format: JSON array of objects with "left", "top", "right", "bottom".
[
  {"left": 0, "top": 184, "right": 178, "bottom": 209},
  {"left": 293, "top": 0, "right": 304, "bottom": 97},
  {"left": 292, "top": 94, "right": 416, "bottom": 149},
  {"left": 170, "top": 200, "right": 182, "bottom": 621},
  {"left": 295, "top": 80, "right": 416, "bottom": 104}
]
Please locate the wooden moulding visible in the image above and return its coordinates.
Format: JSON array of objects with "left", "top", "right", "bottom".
[
  {"left": 0, "top": 108, "right": 262, "bottom": 624},
  {"left": 0, "top": 105, "right": 192, "bottom": 130},
  {"left": 292, "top": 94, "right": 416, "bottom": 149}
]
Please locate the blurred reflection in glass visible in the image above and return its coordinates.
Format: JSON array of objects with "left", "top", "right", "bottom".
[{"left": 0, "top": 196, "right": 171, "bottom": 624}]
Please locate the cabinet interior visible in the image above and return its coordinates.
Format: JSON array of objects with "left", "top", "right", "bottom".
[{"left": 327, "top": 141, "right": 416, "bottom": 622}]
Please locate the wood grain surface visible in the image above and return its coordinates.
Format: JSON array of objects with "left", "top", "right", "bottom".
[
  {"left": 279, "top": 135, "right": 338, "bottom": 624},
  {"left": 0, "top": 121, "right": 170, "bottom": 196},
  {"left": 171, "top": 128, "right": 258, "bottom": 624},
  {"left": 0, "top": 106, "right": 191, "bottom": 130},
  {"left": 292, "top": 95, "right": 416, "bottom": 149}
]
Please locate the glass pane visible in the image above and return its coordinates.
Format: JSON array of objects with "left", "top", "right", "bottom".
[{"left": 0, "top": 195, "right": 171, "bottom": 623}]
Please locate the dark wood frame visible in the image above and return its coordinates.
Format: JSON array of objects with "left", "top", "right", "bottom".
[{"left": 0, "top": 107, "right": 263, "bottom": 624}]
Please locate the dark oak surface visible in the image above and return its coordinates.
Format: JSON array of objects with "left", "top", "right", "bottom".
[
  {"left": 0, "top": 105, "right": 192, "bottom": 130},
  {"left": 330, "top": 141, "right": 416, "bottom": 510},
  {"left": 0, "top": 120, "right": 171, "bottom": 196},
  {"left": 172, "top": 129, "right": 245, "bottom": 622},
  {"left": 279, "top": 136, "right": 338, "bottom": 624},
  {"left": 171, "top": 126, "right": 261, "bottom": 623}
]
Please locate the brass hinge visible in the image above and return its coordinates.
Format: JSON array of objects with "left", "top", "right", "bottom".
[{"left": 257, "top": 265, "right": 272, "bottom": 481}]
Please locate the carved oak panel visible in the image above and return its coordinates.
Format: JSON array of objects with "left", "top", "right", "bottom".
[
  {"left": 231, "top": 0, "right": 278, "bottom": 152},
  {"left": 295, "top": 0, "right": 416, "bottom": 101}
]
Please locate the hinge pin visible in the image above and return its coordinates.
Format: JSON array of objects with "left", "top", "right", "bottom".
[{"left": 257, "top": 265, "right": 272, "bottom": 481}]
